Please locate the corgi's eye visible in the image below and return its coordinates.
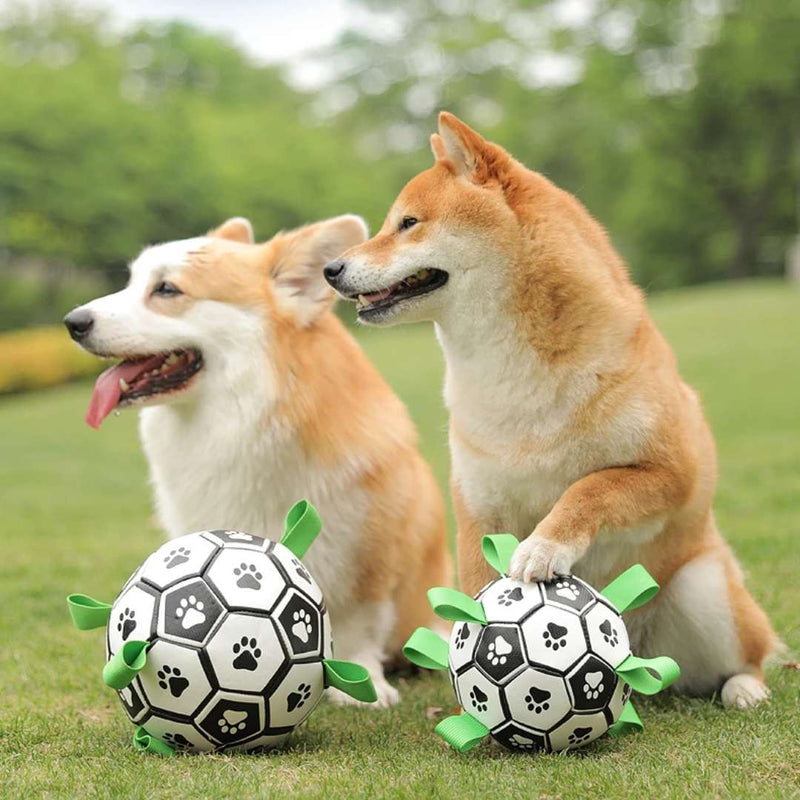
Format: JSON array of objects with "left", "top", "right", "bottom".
[
  {"left": 398, "top": 216, "right": 418, "bottom": 232},
  {"left": 152, "top": 281, "right": 182, "bottom": 297}
]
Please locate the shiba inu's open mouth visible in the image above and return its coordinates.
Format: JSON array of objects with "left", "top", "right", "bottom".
[
  {"left": 350, "top": 268, "right": 448, "bottom": 319},
  {"left": 86, "top": 349, "right": 203, "bottom": 428}
]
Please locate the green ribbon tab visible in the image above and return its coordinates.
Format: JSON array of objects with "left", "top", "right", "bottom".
[
  {"left": 280, "top": 500, "right": 322, "bottom": 560},
  {"left": 600, "top": 564, "right": 660, "bottom": 613},
  {"left": 67, "top": 593, "right": 112, "bottom": 630},
  {"left": 427, "top": 587, "right": 487, "bottom": 625},
  {"left": 133, "top": 727, "right": 176, "bottom": 756},
  {"left": 615, "top": 653, "right": 681, "bottom": 695},
  {"left": 435, "top": 713, "right": 490, "bottom": 753},
  {"left": 608, "top": 700, "right": 643, "bottom": 737},
  {"left": 103, "top": 640, "right": 148, "bottom": 690},
  {"left": 403, "top": 627, "right": 449, "bottom": 671},
  {"left": 323, "top": 659, "right": 378, "bottom": 703},
  {"left": 481, "top": 534, "right": 519, "bottom": 576}
]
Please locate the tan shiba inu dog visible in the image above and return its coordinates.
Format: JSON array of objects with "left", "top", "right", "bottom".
[
  {"left": 324, "top": 113, "right": 778, "bottom": 708},
  {"left": 65, "top": 215, "right": 450, "bottom": 706}
]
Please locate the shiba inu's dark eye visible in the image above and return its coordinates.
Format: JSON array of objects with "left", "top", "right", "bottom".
[
  {"left": 152, "top": 281, "right": 182, "bottom": 297},
  {"left": 398, "top": 216, "right": 418, "bottom": 232}
]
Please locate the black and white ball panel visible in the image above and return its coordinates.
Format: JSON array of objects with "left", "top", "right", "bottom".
[
  {"left": 140, "top": 533, "right": 219, "bottom": 591},
  {"left": 547, "top": 710, "right": 609, "bottom": 751},
  {"left": 565, "top": 654, "right": 619, "bottom": 713},
  {"left": 455, "top": 666, "right": 507, "bottom": 730},
  {"left": 503, "top": 668, "right": 573, "bottom": 733},
  {"left": 196, "top": 690, "right": 266, "bottom": 747},
  {"left": 108, "top": 583, "right": 158, "bottom": 654},
  {"left": 204, "top": 613, "right": 287, "bottom": 694},
  {"left": 519, "top": 604, "right": 586, "bottom": 673},
  {"left": 139, "top": 715, "right": 216, "bottom": 753},
  {"left": 117, "top": 680, "right": 147, "bottom": 723},
  {"left": 205, "top": 548, "right": 285, "bottom": 612},
  {"left": 584, "top": 601, "right": 630, "bottom": 668},
  {"left": 267, "top": 661, "right": 325, "bottom": 730},
  {"left": 158, "top": 578, "right": 226, "bottom": 647},
  {"left": 448, "top": 621, "right": 482, "bottom": 675},
  {"left": 138, "top": 639, "right": 214, "bottom": 717},
  {"left": 274, "top": 589, "right": 323, "bottom": 660},
  {"left": 474, "top": 624, "right": 527, "bottom": 684},
  {"left": 479, "top": 577, "right": 543, "bottom": 624},
  {"left": 490, "top": 722, "right": 547, "bottom": 752},
  {"left": 202, "top": 529, "right": 270, "bottom": 553},
  {"left": 268, "top": 541, "right": 324, "bottom": 606},
  {"left": 541, "top": 576, "right": 597, "bottom": 614}
]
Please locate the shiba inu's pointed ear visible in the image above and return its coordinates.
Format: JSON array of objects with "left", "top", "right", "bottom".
[
  {"left": 270, "top": 214, "right": 368, "bottom": 325},
  {"left": 207, "top": 217, "right": 254, "bottom": 244},
  {"left": 436, "top": 112, "right": 507, "bottom": 183}
]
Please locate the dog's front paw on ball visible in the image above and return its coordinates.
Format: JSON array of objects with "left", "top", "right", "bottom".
[{"left": 509, "top": 536, "right": 578, "bottom": 583}]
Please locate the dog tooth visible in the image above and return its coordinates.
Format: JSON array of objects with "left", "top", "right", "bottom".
[
  {"left": 119, "top": 378, "right": 130, "bottom": 391},
  {"left": 165, "top": 353, "right": 178, "bottom": 365},
  {"left": 357, "top": 295, "right": 366, "bottom": 307}
]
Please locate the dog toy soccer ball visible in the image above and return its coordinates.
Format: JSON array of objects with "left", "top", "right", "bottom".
[
  {"left": 404, "top": 535, "right": 680, "bottom": 753},
  {"left": 67, "top": 501, "right": 376, "bottom": 755}
]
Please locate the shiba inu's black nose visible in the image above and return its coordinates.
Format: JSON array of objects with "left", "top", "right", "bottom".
[
  {"left": 323, "top": 259, "right": 346, "bottom": 285},
  {"left": 64, "top": 309, "right": 94, "bottom": 341}
]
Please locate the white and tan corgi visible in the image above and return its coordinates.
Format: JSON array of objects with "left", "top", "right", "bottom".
[
  {"left": 65, "top": 214, "right": 450, "bottom": 706},
  {"left": 324, "top": 113, "right": 778, "bottom": 708}
]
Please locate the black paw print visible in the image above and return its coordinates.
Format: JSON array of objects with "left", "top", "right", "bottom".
[
  {"left": 455, "top": 623, "right": 470, "bottom": 650},
  {"left": 599, "top": 619, "right": 619, "bottom": 646},
  {"left": 162, "top": 731, "right": 192, "bottom": 752},
  {"left": 291, "top": 557, "right": 311, "bottom": 584},
  {"left": 157, "top": 665, "right": 189, "bottom": 698},
  {"left": 469, "top": 685, "right": 488, "bottom": 713},
  {"left": 286, "top": 682, "right": 312, "bottom": 712},
  {"left": 233, "top": 563, "right": 262, "bottom": 590},
  {"left": 164, "top": 546, "right": 190, "bottom": 569},
  {"left": 498, "top": 587, "right": 524, "bottom": 607},
  {"left": 542, "top": 621, "right": 568, "bottom": 650},
  {"left": 232, "top": 637, "right": 261, "bottom": 671},
  {"left": 524, "top": 686, "right": 551, "bottom": 713},
  {"left": 117, "top": 608, "right": 136, "bottom": 640},
  {"left": 568, "top": 726, "right": 593, "bottom": 745}
]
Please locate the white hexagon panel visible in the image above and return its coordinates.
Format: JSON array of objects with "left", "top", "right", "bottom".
[
  {"left": 139, "top": 533, "right": 219, "bottom": 591},
  {"left": 547, "top": 711, "right": 609, "bottom": 752},
  {"left": 205, "top": 613, "right": 287, "bottom": 693},
  {"left": 448, "top": 620, "right": 482, "bottom": 675},
  {"left": 201, "top": 529, "right": 271, "bottom": 553},
  {"left": 139, "top": 715, "right": 216, "bottom": 753},
  {"left": 520, "top": 605, "right": 586, "bottom": 673},
  {"left": 158, "top": 577, "right": 226, "bottom": 647},
  {"left": 137, "top": 639, "right": 214, "bottom": 717},
  {"left": 196, "top": 691, "right": 266, "bottom": 748},
  {"left": 267, "top": 661, "right": 325, "bottom": 731},
  {"left": 479, "top": 577, "right": 543, "bottom": 624},
  {"left": 584, "top": 601, "right": 630, "bottom": 669},
  {"left": 274, "top": 589, "right": 324, "bottom": 660},
  {"left": 455, "top": 666, "right": 506, "bottom": 730},
  {"left": 268, "top": 542, "right": 324, "bottom": 606},
  {"left": 204, "top": 548, "right": 284, "bottom": 612},
  {"left": 503, "top": 668, "right": 572, "bottom": 733},
  {"left": 108, "top": 584, "right": 158, "bottom": 654}
]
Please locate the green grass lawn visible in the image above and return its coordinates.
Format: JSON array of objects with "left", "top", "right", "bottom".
[{"left": 1, "top": 280, "right": 799, "bottom": 799}]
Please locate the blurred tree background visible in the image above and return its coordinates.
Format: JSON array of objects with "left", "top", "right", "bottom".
[{"left": 1, "top": 0, "right": 798, "bottom": 330}]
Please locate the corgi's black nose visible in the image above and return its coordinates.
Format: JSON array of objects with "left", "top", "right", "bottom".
[
  {"left": 323, "top": 259, "right": 346, "bottom": 285},
  {"left": 64, "top": 309, "right": 94, "bottom": 341}
]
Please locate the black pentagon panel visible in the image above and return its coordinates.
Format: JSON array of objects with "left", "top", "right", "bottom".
[
  {"left": 542, "top": 576, "right": 596, "bottom": 614},
  {"left": 117, "top": 678, "right": 147, "bottom": 723},
  {"left": 161, "top": 578, "right": 225, "bottom": 646},
  {"left": 566, "top": 654, "right": 618, "bottom": 712},
  {"left": 202, "top": 530, "right": 269, "bottom": 551},
  {"left": 196, "top": 693, "right": 265, "bottom": 746},
  {"left": 474, "top": 625, "right": 526, "bottom": 684},
  {"left": 491, "top": 722, "right": 548, "bottom": 752},
  {"left": 276, "top": 591, "right": 322, "bottom": 658}
]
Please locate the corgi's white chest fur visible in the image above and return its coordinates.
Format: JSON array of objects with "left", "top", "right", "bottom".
[{"left": 139, "top": 396, "right": 367, "bottom": 615}]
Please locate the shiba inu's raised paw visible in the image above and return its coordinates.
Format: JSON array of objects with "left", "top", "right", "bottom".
[
  {"left": 509, "top": 534, "right": 583, "bottom": 583},
  {"left": 329, "top": 679, "right": 400, "bottom": 709}
]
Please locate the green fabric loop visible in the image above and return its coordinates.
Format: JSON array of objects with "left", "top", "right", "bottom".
[
  {"left": 427, "top": 587, "right": 487, "bottom": 625},
  {"left": 280, "top": 500, "right": 322, "bottom": 559},
  {"left": 66, "top": 593, "right": 112, "bottom": 630},
  {"left": 323, "top": 659, "right": 378, "bottom": 703},
  {"left": 103, "top": 640, "right": 148, "bottom": 690},
  {"left": 615, "top": 654, "right": 681, "bottom": 695},
  {"left": 481, "top": 534, "right": 519, "bottom": 576},
  {"left": 133, "top": 727, "right": 176, "bottom": 756},
  {"left": 600, "top": 564, "right": 660, "bottom": 613},
  {"left": 608, "top": 700, "right": 643, "bottom": 737},
  {"left": 403, "top": 627, "right": 449, "bottom": 671},
  {"left": 434, "top": 713, "right": 489, "bottom": 753}
]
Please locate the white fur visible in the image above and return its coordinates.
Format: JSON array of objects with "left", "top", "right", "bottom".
[{"left": 72, "top": 236, "right": 399, "bottom": 706}]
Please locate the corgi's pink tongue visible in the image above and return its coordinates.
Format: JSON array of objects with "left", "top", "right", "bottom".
[{"left": 86, "top": 357, "right": 161, "bottom": 429}]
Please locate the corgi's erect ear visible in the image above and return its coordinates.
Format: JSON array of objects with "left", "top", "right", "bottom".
[
  {"left": 434, "top": 111, "right": 508, "bottom": 183},
  {"left": 208, "top": 217, "right": 255, "bottom": 244},
  {"left": 270, "top": 214, "right": 368, "bottom": 325}
]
